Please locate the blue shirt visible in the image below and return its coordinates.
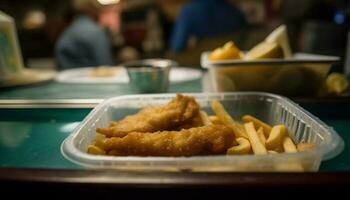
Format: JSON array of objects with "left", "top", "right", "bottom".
[
  {"left": 170, "top": 0, "right": 246, "bottom": 53},
  {"left": 55, "top": 16, "right": 113, "bottom": 69}
]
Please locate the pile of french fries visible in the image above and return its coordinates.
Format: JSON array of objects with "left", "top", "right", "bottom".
[{"left": 201, "top": 100, "right": 315, "bottom": 156}]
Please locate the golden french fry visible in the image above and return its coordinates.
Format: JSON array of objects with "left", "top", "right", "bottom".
[
  {"left": 87, "top": 145, "right": 106, "bottom": 155},
  {"left": 227, "top": 137, "right": 252, "bottom": 155},
  {"left": 266, "top": 125, "right": 286, "bottom": 150},
  {"left": 283, "top": 136, "right": 297, "bottom": 153},
  {"left": 268, "top": 150, "right": 278, "bottom": 154},
  {"left": 279, "top": 136, "right": 304, "bottom": 172},
  {"left": 297, "top": 143, "right": 316, "bottom": 152},
  {"left": 209, "top": 116, "right": 223, "bottom": 125},
  {"left": 211, "top": 100, "right": 247, "bottom": 138},
  {"left": 244, "top": 122, "right": 267, "bottom": 155},
  {"left": 199, "top": 111, "right": 212, "bottom": 126},
  {"left": 94, "top": 133, "right": 107, "bottom": 150},
  {"left": 257, "top": 127, "right": 266, "bottom": 144},
  {"left": 242, "top": 115, "right": 272, "bottom": 138},
  {"left": 96, "top": 133, "right": 106, "bottom": 141}
]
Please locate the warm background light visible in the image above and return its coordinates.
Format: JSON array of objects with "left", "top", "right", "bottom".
[{"left": 97, "top": 0, "right": 120, "bottom": 5}]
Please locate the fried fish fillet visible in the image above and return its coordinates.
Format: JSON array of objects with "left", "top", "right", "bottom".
[
  {"left": 105, "top": 125, "right": 235, "bottom": 157},
  {"left": 97, "top": 94, "right": 200, "bottom": 137},
  {"left": 172, "top": 112, "right": 203, "bottom": 131}
]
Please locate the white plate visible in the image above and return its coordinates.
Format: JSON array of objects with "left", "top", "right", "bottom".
[{"left": 55, "top": 67, "right": 202, "bottom": 84}]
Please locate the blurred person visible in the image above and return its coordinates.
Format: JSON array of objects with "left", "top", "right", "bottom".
[
  {"left": 55, "top": 0, "right": 120, "bottom": 69},
  {"left": 169, "top": 0, "right": 247, "bottom": 53}
]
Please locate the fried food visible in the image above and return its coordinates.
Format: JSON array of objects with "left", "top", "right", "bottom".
[
  {"left": 244, "top": 42, "right": 283, "bottom": 60},
  {"left": 199, "top": 111, "right": 212, "bottom": 126},
  {"left": 97, "top": 94, "right": 200, "bottom": 137},
  {"left": 209, "top": 41, "right": 242, "bottom": 61},
  {"left": 105, "top": 125, "right": 235, "bottom": 157},
  {"left": 242, "top": 115, "right": 272, "bottom": 138},
  {"left": 209, "top": 116, "right": 223, "bottom": 125},
  {"left": 211, "top": 100, "right": 247, "bottom": 138},
  {"left": 90, "top": 66, "right": 119, "bottom": 77},
  {"left": 172, "top": 113, "right": 203, "bottom": 130},
  {"left": 244, "top": 122, "right": 268, "bottom": 155},
  {"left": 283, "top": 136, "right": 297, "bottom": 153},
  {"left": 266, "top": 125, "right": 286, "bottom": 151},
  {"left": 256, "top": 127, "right": 266, "bottom": 144},
  {"left": 227, "top": 137, "right": 252, "bottom": 155},
  {"left": 297, "top": 143, "right": 316, "bottom": 152},
  {"left": 87, "top": 145, "right": 106, "bottom": 155}
]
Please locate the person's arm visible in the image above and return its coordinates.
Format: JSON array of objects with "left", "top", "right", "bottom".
[{"left": 169, "top": 6, "right": 192, "bottom": 53}]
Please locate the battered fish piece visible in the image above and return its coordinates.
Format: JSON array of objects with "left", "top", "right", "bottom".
[
  {"left": 172, "top": 113, "right": 203, "bottom": 130},
  {"left": 105, "top": 125, "right": 235, "bottom": 157},
  {"left": 97, "top": 94, "right": 200, "bottom": 137}
]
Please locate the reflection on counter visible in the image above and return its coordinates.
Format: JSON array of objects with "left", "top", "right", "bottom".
[
  {"left": 59, "top": 122, "right": 80, "bottom": 133},
  {"left": 0, "top": 122, "right": 31, "bottom": 148}
]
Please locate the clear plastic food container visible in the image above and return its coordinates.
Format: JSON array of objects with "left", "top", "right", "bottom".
[
  {"left": 61, "top": 92, "right": 344, "bottom": 172},
  {"left": 201, "top": 53, "right": 339, "bottom": 96}
]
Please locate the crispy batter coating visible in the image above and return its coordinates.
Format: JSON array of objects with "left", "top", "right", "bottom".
[
  {"left": 172, "top": 113, "right": 203, "bottom": 130},
  {"left": 105, "top": 125, "right": 235, "bottom": 157},
  {"left": 97, "top": 94, "right": 200, "bottom": 137}
]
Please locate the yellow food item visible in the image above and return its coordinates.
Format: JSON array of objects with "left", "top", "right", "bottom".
[
  {"left": 94, "top": 133, "right": 107, "bottom": 149},
  {"left": 209, "top": 41, "right": 242, "bottom": 61},
  {"left": 297, "top": 143, "right": 316, "bottom": 152},
  {"left": 266, "top": 125, "right": 286, "bottom": 150},
  {"left": 244, "top": 42, "right": 283, "bottom": 60},
  {"left": 283, "top": 136, "right": 298, "bottom": 153},
  {"left": 87, "top": 145, "right": 106, "bottom": 155},
  {"left": 209, "top": 116, "right": 223, "bottom": 125},
  {"left": 265, "top": 25, "right": 292, "bottom": 58},
  {"left": 326, "top": 73, "right": 349, "bottom": 94},
  {"left": 318, "top": 73, "right": 349, "bottom": 96},
  {"left": 256, "top": 127, "right": 266, "bottom": 144},
  {"left": 242, "top": 115, "right": 272, "bottom": 138},
  {"left": 268, "top": 150, "right": 278, "bottom": 154},
  {"left": 211, "top": 100, "right": 247, "bottom": 138},
  {"left": 244, "top": 122, "right": 268, "bottom": 155},
  {"left": 90, "top": 66, "right": 119, "bottom": 77},
  {"left": 199, "top": 111, "right": 212, "bottom": 126},
  {"left": 244, "top": 25, "right": 291, "bottom": 60},
  {"left": 104, "top": 125, "right": 235, "bottom": 156},
  {"left": 227, "top": 137, "right": 252, "bottom": 155},
  {"left": 209, "top": 24, "right": 291, "bottom": 61}
]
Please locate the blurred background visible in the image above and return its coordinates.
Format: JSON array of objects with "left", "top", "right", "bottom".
[{"left": 1, "top": 0, "right": 350, "bottom": 70}]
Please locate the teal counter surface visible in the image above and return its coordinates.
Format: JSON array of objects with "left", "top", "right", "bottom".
[
  {"left": 0, "top": 106, "right": 349, "bottom": 171},
  {"left": 0, "top": 109, "right": 89, "bottom": 170}
]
